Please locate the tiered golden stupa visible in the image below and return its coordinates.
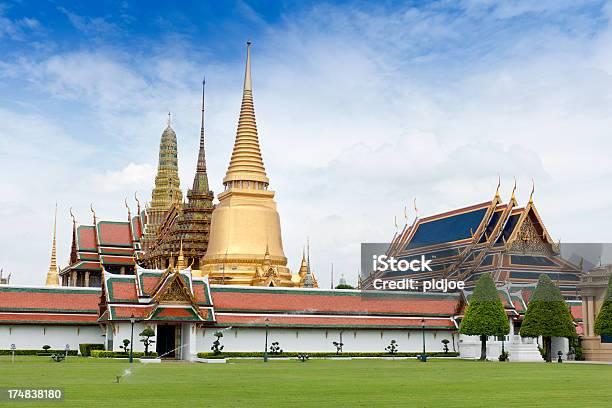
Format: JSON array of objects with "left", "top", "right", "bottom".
[
  {"left": 141, "top": 115, "right": 184, "bottom": 252},
  {"left": 202, "top": 42, "right": 316, "bottom": 287}
]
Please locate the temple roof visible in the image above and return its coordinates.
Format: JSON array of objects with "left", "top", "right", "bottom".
[
  {"left": 100, "top": 267, "right": 214, "bottom": 322},
  {"left": 0, "top": 285, "right": 100, "bottom": 325},
  {"left": 374, "top": 189, "right": 582, "bottom": 297},
  {"left": 62, "top": 212, "right": 145, "bottom": 275},
  {"left": 0, "top": 281, "right": 582, "bottom": 328},
  {"left": 211, "top": 286, "right": 460, "bottom": 317}
]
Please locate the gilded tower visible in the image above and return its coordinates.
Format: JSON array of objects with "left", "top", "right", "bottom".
[
  {"left": 142, "top": 80, "right": 215, "bottom": 271},
  {"left": 142, "top": 116, "right": 183, "bottom": 251},
  {"left": 202, "top": 42, "right": 301, "bottom": 286}
]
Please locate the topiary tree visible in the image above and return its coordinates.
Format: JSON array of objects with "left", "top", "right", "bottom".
[
  {"left": 139, "top": 327, "right": 156, "bottom": 356},
  {"left": 211, "top": 331, "right": 224, "bottom": 355},
  {"left": 520, "top": 274, "right": 577, "bottom": 362},
  {"left": 332, "top": 341, "right": 344, "bottom": 354},
  {"left": 594, "top": 273, "right": 612, "bottom": 337},
  {"left": 120, "top": 339, "right": 130, "bottom": 354},
  {"left": 42, "top": 345, "right": 51, "bottom": 352},
  {"left": 459, "top": 273, "right": 509, "bottom": 361},
  {"left": 385, "top": 340, "right": 398, "bottom": 355},
  {"left": 269, "top": 341, "right": 282, "bottom": 355},
  {"left": 441, "top": 339, "right": 450, "bottom": 353}
]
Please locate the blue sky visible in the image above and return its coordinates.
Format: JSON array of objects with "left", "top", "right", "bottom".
[{"left": 1, "top": 0, "right": 612, "bottom": 285}]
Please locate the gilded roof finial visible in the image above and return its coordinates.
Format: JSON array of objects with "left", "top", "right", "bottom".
[
  {"left": 166, "top": 112, "right": 172, "bottom": 127},
  {"left": 90, "top": 203, "right": 97, "bottom": 225},
  {"left": 529, "top": 178, "right": 535, "bottom": 204},
  {"left": 495, "top": 174, "right": 501, "bottom": 199},
  {"left": 413, "top": 198, "right": 419, "bottom": 219},
  {"left": 511, "top": 178, "right": 517, "bottom": 201},
  {"left": 69, "top": 207, "right": 77, "bottom": 225},
  {"left": 134, "top": 192, "right": 141, "bottom": 214},
  {"left": 124, "top": 197, "right": 131, "bottom": 221},
  {"left": 403, "top": 205, "right": 408, "bottom": 222}
]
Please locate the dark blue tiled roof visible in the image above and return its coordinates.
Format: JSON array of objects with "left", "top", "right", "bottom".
[
  {"left": 509, "top": 271, "right": 580, "bottom": 281},
  {"left": 497, "top": 213, "right": 520, "bottom": 243},
  {"left": 408, "top": 207, "right": 488, "bottom": 248},
  {"left": 510, "top": 255, "right": 556, "bottom": 266},
  {"left": 480, "top": 210, "right": 502, "bottom": 243}
]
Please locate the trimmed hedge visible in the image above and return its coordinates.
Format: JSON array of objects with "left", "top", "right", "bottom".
[
  {"left": 0, "top": 349, "right": 78, "bottom": 356},
  {"left": 196, "top": 351, "right": 459, "bottom": 358},
  {"left": 79, "top": 343, "right": 105, "bottom": 357},
  {"left": 91, "top": 350, "right": 158, "bottom": 358}
]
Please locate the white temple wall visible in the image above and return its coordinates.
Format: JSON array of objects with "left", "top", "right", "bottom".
[
  {"left": 0, "top": 325, "right": 103, "bottom": 351},
  {"left": 109, "top": 322, "right": 152, "bottom": 352},
  {"left": 195, "top": 327, "right": 456, "bottom": 354}
]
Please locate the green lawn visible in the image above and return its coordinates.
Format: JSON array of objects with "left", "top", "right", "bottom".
[{"left": 0, "top": 356, "right": 610, "bottom": 407}]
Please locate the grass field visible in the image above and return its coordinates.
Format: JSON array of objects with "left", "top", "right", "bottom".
[{"left": 0, "top": 356, "right": 611, "bottom": 407}]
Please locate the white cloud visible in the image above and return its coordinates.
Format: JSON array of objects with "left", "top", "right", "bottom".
[
  {"left": 92, "top": 163, "right": 155, "bottom": 192},
  {"left": 2, "top": 2, "right": 612, "bottom": 286}
]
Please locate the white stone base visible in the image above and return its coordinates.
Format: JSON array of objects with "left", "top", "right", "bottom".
[
  {"left": 139, "top": 358, "right": 161, "bottom": 364},
  {"left": 194, "top": 358, "right": 227, "bottom": 363}
]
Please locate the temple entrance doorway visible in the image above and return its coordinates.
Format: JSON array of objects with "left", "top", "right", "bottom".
[{"left": 156, "top": 324, "right": 179, "bottom": 358}]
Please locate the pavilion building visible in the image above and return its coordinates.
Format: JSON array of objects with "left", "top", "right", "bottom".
[{"left": 365, "top": 185, "right": 582, "bottom": 299}]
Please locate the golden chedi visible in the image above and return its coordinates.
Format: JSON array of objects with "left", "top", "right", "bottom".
[{"left": 203, "top": 42, "right": 311, "bottom": 287}]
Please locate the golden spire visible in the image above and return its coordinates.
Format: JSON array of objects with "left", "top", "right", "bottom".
[
  {"left": 529, "top": 178, "right": 535, "bottom": 204},
  {"left": 45, "top": 204, "right": 59, "bottom": 286},
  {"left": 511, "top": 178, "right": 517, "bottom": 201},
  {"left": 176, "top": 240, "right": 187, "bottom": 270},
  {"left": 299, "top": 248, "right": 308, "bottom": 278},
  {"left": 223, "top": 41, "right": 269, "bottom": 187},
  {"left": 263, "top": 243, "right": 271, "bottom": 267}
]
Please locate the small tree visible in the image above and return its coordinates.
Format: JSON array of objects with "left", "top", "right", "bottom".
[
  {"left": 520, "top": 274, "right": 577, "bottom": 362},
  {"left": 385, "top": 340, "right": 398, "bottom": 355},
  {"left": 269, "top": 341, "right": 282, "bottom": 355},
  {"left": 139, "top": 327, "right": 156, "bottom": 356},
  {"left": 459, "top": 273, "right": 509, "bottom": 361},
  {"left": 594, "top": 274, "right": 612, "bottom": 337},
  {"left": 120, "top": 339, "right": 130, "bottom": 354},
  {"left": 42, "top": 345, "right": 51, "bottom": 352},
  {"left": 441, "top": 339, "right": 450, "bottom": 353},
  {"left": 211, "top": 331, "right": 224, "bottom": 355},
  {"left": 332, "top": 341, "right": 344, "bottom": 354}
]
